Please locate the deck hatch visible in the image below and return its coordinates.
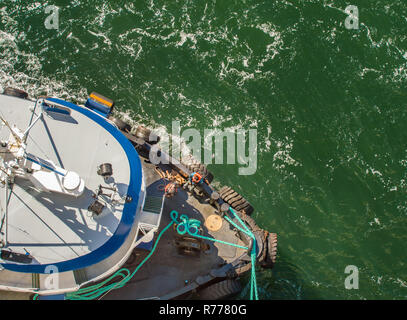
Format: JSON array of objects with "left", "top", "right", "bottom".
[{"left": 142, "top": 195, "right": 163, "bottom": 214}]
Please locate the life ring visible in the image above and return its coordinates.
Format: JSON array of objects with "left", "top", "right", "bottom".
[{"left": 191, "top": 172, "right": 202, "bottom": 184}]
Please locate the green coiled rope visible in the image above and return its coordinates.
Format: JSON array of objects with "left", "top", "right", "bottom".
[
  {"left": 33, "top": 208, "right": 259, "bottom": 300},
  {"left": 170, "top": 209, "right": 258, "bottom": 300},
  {"left": 33, "top": 220, "right": 174, "bottom": 301},
  {"left": 170, "top": 210, "right": 249, "bottom": 250}
]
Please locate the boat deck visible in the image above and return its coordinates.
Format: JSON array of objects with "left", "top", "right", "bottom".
[
  {"left": 0, "top": 95, "right": 133, "bottom": 268},
  {"left": 103, "top": 160, "right": 246, "bottom": 299},
  {"left": 0, "top": 94, "right": 247, "bottom": 299},
  {"left": 0, "top": 95, "right": 145, "bottom": 296}
]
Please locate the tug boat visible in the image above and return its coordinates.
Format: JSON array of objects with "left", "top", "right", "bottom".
[{"left": 0, "top": 88, "right": 277, "bottom": 300}]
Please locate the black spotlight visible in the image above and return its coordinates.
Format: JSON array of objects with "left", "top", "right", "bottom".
[{"left": 97, "top": 163, "right": 113, "bottom": 177}]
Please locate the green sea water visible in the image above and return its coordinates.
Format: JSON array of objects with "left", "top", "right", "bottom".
[{"left": 1, "top": 0, "right": 406, "bottom": 299}]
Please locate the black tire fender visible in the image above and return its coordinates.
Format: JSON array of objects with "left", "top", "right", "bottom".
[
  {"left": 3, "top": 87, "right": 28, "bottom": 99},
  {"left": 135, "top": 126, "right": 160, "bottom": 145},
  {"left": 261, "top": 232, "right": 278, "bottom": 269},
  {"left": 197, "top": 279, "right": 242, "bottom": 300},
  {"left": 108, "top": 116, "right": 132, "bottom": 133},
  {"left": 219, "top": 186, "right": 254, "bottom": 215},
  {"left": 180, "top": 154, "right": 214, "bottom": 183}
]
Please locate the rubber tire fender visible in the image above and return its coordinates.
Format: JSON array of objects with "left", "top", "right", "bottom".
[
  {"left": 135, "top": 125, "right": 160, "bottom": 145},
  {"left": 197, "top": 279, "right": 242, "bottom": 300},
  {"left": 3, "top": 87, "right": 28, "bottom": 99},
  {"left": 108, "top": 116, "right": 132, "bottom": 133},
  {"left": 260, "top": 232, "right": 278, "bottom": 269},
  {"left": 219, "top": 186, "right": 254, "bottom": 215},
  {"left": 180, "top": 154, "right": 214, "bottom": 184}
]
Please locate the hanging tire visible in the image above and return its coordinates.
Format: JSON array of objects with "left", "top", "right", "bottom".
[
  {"left": 198, "top": 279, "right": 242, "bottom": 300},
  {"left": 108, "top": 116, "right": 132, "bottom": 133},
  {"left": 180, "top": 154, "right": 213, "bottom": 184},
  {"left": 261, "top": 233, "right": 278, "bottom": 269},
  {"left": 3, "top": 87, "right": 28, "bottom": 99},
  {"left": 219, "top": 186, "right": 254, "bottom": 216},
  {"left": 234, "top": 211, "right": 266, "bottom": 262},
  {"left": 134, "top": 126, "right": 160, "bottom": 145}
]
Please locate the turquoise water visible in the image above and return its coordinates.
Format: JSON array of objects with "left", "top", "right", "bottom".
[{"left": 1, "top": 0, "right": 406, "bottom": 299}]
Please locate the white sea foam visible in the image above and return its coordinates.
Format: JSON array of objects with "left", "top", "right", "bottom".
[
  {"left": 88, "top": 30, "right": 112, "bottom": 46},
  {"left": 120, "top": 41, "right": 143, "bottom": 59},
  {"left": 0, "top": 9, "right": 87, "bottom": 103},
  {"left": 176, "top": 31, "right": 197, "bottom": 48},
  {"left": 273, "top": 137, "right": 301, "bottom": 169}
]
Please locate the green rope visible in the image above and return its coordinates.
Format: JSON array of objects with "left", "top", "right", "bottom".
[
  {"left": 171, "top": 209, "right": 259, "bottom": 300},
  {"left": 227, "top": 208, "right": 258, "bottom": 300},
  {"left": 170, "top": 210, "right": 248, "bottom": 250},
  {"left": 62, "top": 220, "right": 174, "bottom": 300},
  {"left": 33, "top": 208, "right": 259, "bottom": 300}
]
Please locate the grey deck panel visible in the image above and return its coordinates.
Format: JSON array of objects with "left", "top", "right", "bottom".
[{"left": 0, "top": 95, "right": 131, "bottom": 265}]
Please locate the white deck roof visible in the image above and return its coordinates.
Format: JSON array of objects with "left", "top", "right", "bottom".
[{"left": 0, "top": 95, "right": 132, "bottom": 267}]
